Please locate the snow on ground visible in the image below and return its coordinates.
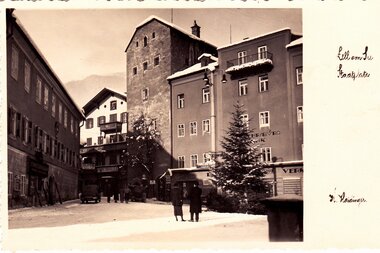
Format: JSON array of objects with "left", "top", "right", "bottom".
[{"left": 4, "top": 199, "right": 269, "bottom": 250}]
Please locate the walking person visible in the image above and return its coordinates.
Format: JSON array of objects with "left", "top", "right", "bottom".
[
  {"left": 171, "top": 183, "right": 185, "bottom": 221},
  {"left": 189, "top": 181, "right": 202, "bottom": 222}
]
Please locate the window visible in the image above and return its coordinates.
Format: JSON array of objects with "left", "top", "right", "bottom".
[
  {"left": 11, "top": 46, "right": 19, "bottom": 80},
  {"left": 259, "top": 75, "right": 269, "bottom": 92},
  {"left": 51, "top": 94, "right": 56, "bottom": 118},
  {"left": 22, "top": 117, "right": 30, "bottom": 144},
  {"left": 8, "top": 172, "right": 13, "bottom": 195},
  {"left": 178, "top": 156, "right": 185, "bottom": 168},
  {"left": 142, "top": 88, "right": 149, "bottom": 101},
  {"left": 203, "top": 153, "right": 211, "bottom": 164},
  {"left": 177, "top": 124, "right": 185, "bottom": 137},
  {"left": 190, "top": 154, "right": 198, "bottom": 167},
  {"left": 24, "top": 61, "right": 31, "bottom": 92},
  {"left": 44, "top": 86, "right": 49, "bottom": 110},
  {"left": 202, "top": 119, "right": 210, "bottom": 134},
  {"left": 143, "top": 61, "right": 148, "bottom": 71},
  {"left": 110, "top": 100, "right": 117, "bottom": 110},
  {"left": 15, "top": 112, "right": 21, "bottom": 138},
  {"left": 190, "top": 121, "right": 197, "bottom": 136},
  {"left": 64, "top": 109, "right": 68, "bottom": 128},
  {"left": 296, "top": 67, "right": 303, "bottom": 85},
  {"left": 241, "top": 114, "right": 249, "bottom": 127},
  {"left": 58, "top": 102, "right": 62, "bottom": 123},
  {"left": 202, "top": 88, "right": 210, "bottom": 103},
  {"left": 36, "top": 77, "right": 42, "bottom": 104},
  {"left": 98, "top": 116, "right": 106, "bottom": 126},
  {"left": 133, "top": 67, "right": 137, "bottom": 75},
  {"left": 110, "top": 135, "right": 118, "bottom": 143},
  {"left": 98, "top": 136, "right": 104, "bottom": 145},
  {"left": 149, "top": 119, "right": 157, "bottom": 131},
  {"left": 154, "top": 56, "right": 160, "bottom": 66},
  {"left": 86, "top": 138, "right": 92, "bottom": 146},
  {"left": 121, "top": 112, "right": 128, "bottom": 123},
  {"left": 297, "top": 106, "right": 303, "bottom": 123},
  {"left": 70, "top": 117, "right": 74, "bottom": 133},
  {"left": 20, "top": 175, "right": 26, "bottom": 196},
  {"left": 238, "top": 79, "right": 248, "bottom": 96},
  {"left": 152, "top": 32, "right": 156, "bottom": 39},
  {"left": 258, "top": 46, "right": 268, "bottom": 59},
  {"left": 110, "top": 113, "right": 117, "bottom": 122},
  {"left": 238, "top": 51, "right": 247, "bottom": 65},
  {"left": 177, "top": 94, "right": 184, "bottom": 109},
  {"left": 144, "top": 36, "right": 148, "bottom": 47},
  {"left": 27, "top": 120, "right": 32, "bottom": 144},
  {"left": 8, "top": 107, "right": 17, "bottom": 136},
  {"left": 261, "top": 147, "right": 272, "bottom": 162},
  {"left": 259, "top": 111, "right": 270, "bottom": 128},
  {"left": 86, "top": 118, "right": 94, "bottom": 129},
  {"left": 135, "top": 41, "right": 138, "bottom": 47}
]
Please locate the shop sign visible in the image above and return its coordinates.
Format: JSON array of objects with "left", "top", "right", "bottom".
[
  {"left": 282, "top": 168, "right": 304, "bottom": 174},
  {"left": 97, "top": 166, "right": 118, "bottom": 173}
]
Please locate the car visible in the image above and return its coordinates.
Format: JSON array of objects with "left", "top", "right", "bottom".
[{"left": 80, "top": 184, "right": 101, "bottom": 204}]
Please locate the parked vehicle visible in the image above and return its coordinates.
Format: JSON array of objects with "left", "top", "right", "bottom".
[{"left": 80, "top": 184, "right": 101, "bottom": 204}]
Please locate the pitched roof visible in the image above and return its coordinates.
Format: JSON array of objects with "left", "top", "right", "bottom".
[
  {"left": 125, "top": 15, "right": 217, "bottom": 52},
  {"left": 82, "top": 87, "right": 126, "bottom": 116}
]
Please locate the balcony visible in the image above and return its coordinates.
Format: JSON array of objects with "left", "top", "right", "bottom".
[
  {"left": 100, "top": 121, "right": 122, "bottom": 134},
  {"left": 226, "top": 52, "right": 274, "bottom": 78}
]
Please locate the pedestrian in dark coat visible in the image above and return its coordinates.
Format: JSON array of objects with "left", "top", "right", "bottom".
[
  {"left": 189, "top": 181, "right": 202, "bottom": 222},
  {"left": 171, "top": 183, "right": 185, "bottom": 221}
]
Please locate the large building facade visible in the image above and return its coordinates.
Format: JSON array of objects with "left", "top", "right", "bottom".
[
  {"left": 168, "top": 28, "right": 303, "bottom": 197},
  {"left": 6, "top": 10, "right": 85, "bottom": 208},
  {"left": 79, "top": 88, "right": 128, "bottom": 199},
  {"left": 125, "top": 16, "right": 217, "bottom": 183}
]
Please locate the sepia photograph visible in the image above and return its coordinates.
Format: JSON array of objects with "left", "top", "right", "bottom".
[
  {"left": 4, "top": 7, "right": 302, "bottom": 250},
  {"left": 2, "top": 1, "right": 380, "bottom": 251}
]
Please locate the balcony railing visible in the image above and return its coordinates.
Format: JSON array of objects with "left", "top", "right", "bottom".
[
  {"left": 100, "top": 121, "right": 122, "bottom": 134},
  {"left": 226, "top": 52, "right": 274, "bottom": 77}
]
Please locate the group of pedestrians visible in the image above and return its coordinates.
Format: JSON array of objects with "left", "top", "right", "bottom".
[{"left": 171, "top": 181, "right": 202, "bottom": 222}]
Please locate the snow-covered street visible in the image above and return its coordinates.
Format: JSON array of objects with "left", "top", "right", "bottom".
[{"left": 4, "top": 198, "right": 269, "bottom": 250}]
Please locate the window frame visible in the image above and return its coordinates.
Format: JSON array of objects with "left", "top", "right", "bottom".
[
  {"left": 11, "top": 45, "right": 19, "bottom": 80},
  {"left": 143, "top": 36, "right": 148, "bottom": 47},
  {"left": 43, "top": 86, "right": 49, "bottom": 110},
  {"left": 258, "top": 45, "right": 268, "bottom": 59},
  {"left": 190, "top": 121, "right": 197, "bottom": 136},
  {"left": 8, "top": 172, "right": 13, "bottom": 195},
  {"left": 36, "top": 76, "right": 42, "bottom": 104},
  {"left": 143, "top": 61, "right": 148, "bottom": 71},
  {"left": 202, "top": 87, "right": 210, "bottom": 103},
  {"left": 238, "top": 50, "right": 247, "bottom": 65},
  {"left": 177, "top": 156, "right": 185, "bottom": 168},
  {"left": 177, "top": 94, "right": 185, "bottom": 109},
  {"left": 110, "top": 113, "right": 117, "bottom": 123},
  {"left": 202, "top": 119, "right": 210, "bottom": 134},
  {"left": 86, "top": 118, "right": 94, "bottom": 129},
  {"left": 98, "top": 116, "right": 106, "bottom": 126},
  {"left": 258, "top": 74, "right": 269, "bottom": 92},
  {"left": 261, "top": 147, "right": 272, "bottom": 163},
  {"left": 24, "top": 61, "right": 31, "bottom": 93},
  {"left": 133, "top": 67, "right": 137, "bottom": 75},
  {"left": 297, "top": 106, "right": 303, "bottom": 123},
  {"left": 296, "top": 66, "right": 303, "bottom": 85},
  {"left": 203, "top": 153, "right": 211, "bottom": 164},
  {"left": 141, "top": 88, "right": 149, "bottom": 101},
  {"left": 190, "top": 154, "right": 198, "bottom": 168},
  {"left": 177, "top": 124, "right": 185, "bottom": 137},
  {"left": 110, "top": 100, "right": 117, "bottom": 110},
  {"left": 154, "top": 55, "right": 160, "bottom": 66},
  {"left": 259, "top": 111, "right": 270, "bottom": 128},
  {"left": 238, "top": 79, "right": 248, "bottom": 96}
]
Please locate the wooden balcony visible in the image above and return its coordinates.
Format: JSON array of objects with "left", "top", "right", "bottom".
[{"left": 99, "top": 121, "right": 122, "bottom": 134}]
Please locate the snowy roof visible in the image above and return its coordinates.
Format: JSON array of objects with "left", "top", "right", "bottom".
[
  {"left": 167, "top": 61, "right": 219, "bottom": 81},
  {"left": 82, "top": 87, "right": 127, "bottom": 116},
  {"left": 197, "top": 53, "right": 218, "bottom": 62},
  {"left": 218, "top": 27, "right": 293, "bottom": 50},
  {"left": 125, "top": 15, "right": 217, "bottom": 51},
  {"left": 225, "top": 58, "right": 272, "bottom": 73},
  {"left": 286, "top": 37, "right": 303, "bottom": 48},
  {"left": 13, "top": 12, "right": 85, "bottom": 119}
]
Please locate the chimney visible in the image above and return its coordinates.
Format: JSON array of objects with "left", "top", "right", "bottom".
[{"left": 191, "top": 20, "right": 201, "bottom": 38}]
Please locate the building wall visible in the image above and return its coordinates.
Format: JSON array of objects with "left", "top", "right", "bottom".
[
  {"left": 81, "top": 95, "right": 127, "bottom": 146},
  {"left": 7, "top": 15, "right": 83, "bottom": 208},
  {"left": 126, "top": 19, "right": 217, "bottom": 179},
  {"left": 218, "top": 29, "right": 300, "bottom": 162},
  {"left": 171, "top": 73, "right": 213, "bottom": 168}
]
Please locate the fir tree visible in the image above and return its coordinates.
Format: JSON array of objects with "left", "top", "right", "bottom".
[{"left": 214, "top": 102, "right": 269, "bottom": 197}]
